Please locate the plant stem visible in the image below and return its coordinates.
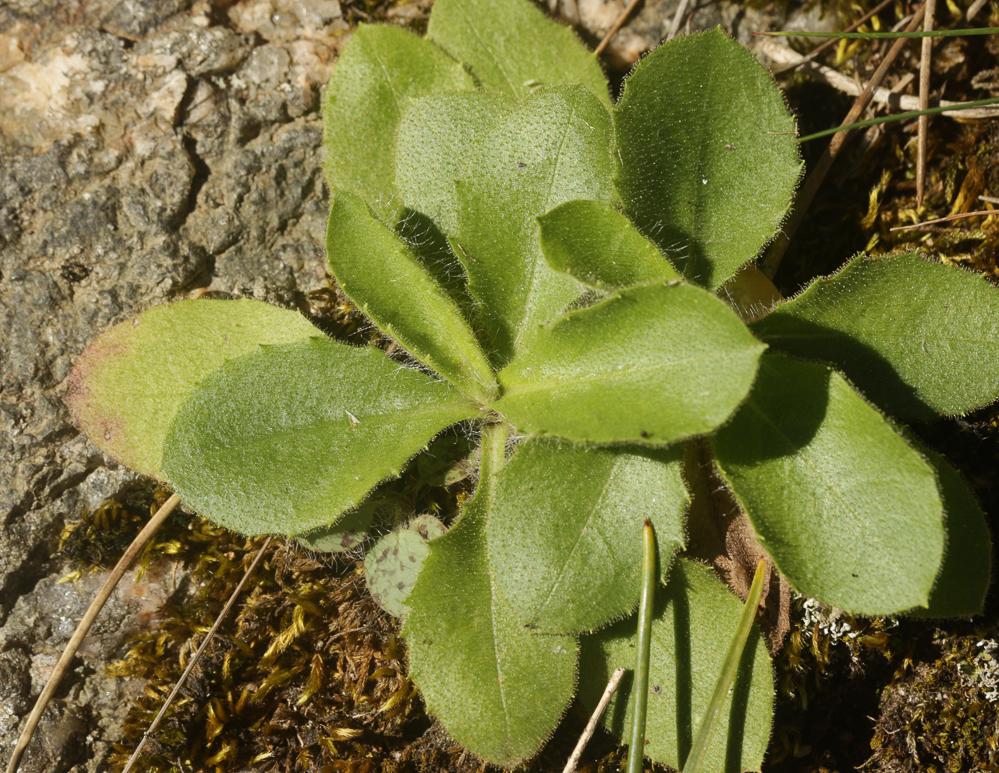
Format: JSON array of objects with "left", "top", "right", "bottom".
[
  {"left": 5, "top": 493, "right": 182, "bottom": 773},
  {"left": 625, "top": 520, "right": 657, "bottom": 773},
  {"left": 682, "top": 559, "right": 767, "bottom": 773},
  {"left": 797, "top": 96, "right": 999, "bottom": 142},
  {"left": 758, "top": 26, "right": 998, "bottom": 39},
  {"left": 121, "top": 536, "right": 273, "bottom": 773},
  {"left": 479, "top": 422, "right": 509, "bottom": 483}
]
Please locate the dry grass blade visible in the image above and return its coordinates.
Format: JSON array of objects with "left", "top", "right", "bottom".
[
  {"left": 761, "top": 4, "right": 926, "bottom": 278},
  {"left": 562, "top": 667, "right": 626, "bottom": 773},
  {"left": 666, "top": 0, "right": 692, "bottom": 41},
  {"left": 5, "top": 493, "right": 182, "bottom": 773},
  {"left": 967, "top": 0, "right": 988, "bottom": 21},
  {"left": 593, "top": 0, "right": 642, "bottom": 57},
  {"left": 916, "top": 0, "right": 936, "bottom": 207},
  {"left": 121, "top": 536, "right": 274, "bottom": 773},
  {"left": 890, "top": 208, "right": 995, "bottom": 231}
]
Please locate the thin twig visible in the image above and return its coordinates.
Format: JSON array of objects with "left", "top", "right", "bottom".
[
  {"left": 594, "top": 0, "right": 642, "bottom": 57},
  {"left": 981, "top": 195, "right": 999, "bottom": 205},
  {"left": 775, "top": 0, "right": 894, "bottom": 73},
  {"left": 916, "top": 0, "right": 936, "bottom": 206},
  {"left": 758, "top": 25, "right": 999, "bottom": 39},
  {"left": 121, "top": 536, "right": 274, "bottom": 773},
  {"left": 967, "top": 0, "right": 988, "bottom": 21},
  {"left": 5, "top": 494, "right": 182, "bottom": 773},
  {"left": 760, "top": 38, "right": 999, "bottom": 118},
  {"left": 562, "top": 667, "right": 626, "bottom": 773},
  {"left": 625, "top": 520, "right": 656, "bottom": 773},
  {"left": 666, "top": 0, "right": 692, "bottom": 41},
  {"left": 889, "top": 208, "right": 996, "bottom": 231},
  {"left": 760, "top": 4, "right": 926, "bottom": 279}
]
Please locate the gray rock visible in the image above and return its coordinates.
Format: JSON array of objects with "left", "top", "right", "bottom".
[{"left": 0, "top": 0, "right": 345, "bottom": 768}]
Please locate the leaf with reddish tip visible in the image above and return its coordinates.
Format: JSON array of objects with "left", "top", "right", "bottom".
[{"left": 65, "top": 299, "right": 321, "bottom": 478}]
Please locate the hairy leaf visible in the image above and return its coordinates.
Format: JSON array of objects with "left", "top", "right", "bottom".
[
  {"left": 615, "top": 28, "right": 801, "bottom": 288},
  {"left": 365, "top": 515, "right": 447, "bottom": 618},
  {"left": 538, "top": 199, "right": 680, "bottom": 290},
  {"left": 754, "top": 252, "right": 999, "bottom": 419},
  {"left": 427, "top": 0, "right": 610, "bottom": 106},
  {"left": 487, "top": 438, "right": 687, "bottom": 634},
  {"left": 396, "top": 87, "right": 616, "bottom": 363},
  {"left": 322, "top": 24, "right": 474, "bottom": 223},
  {"left": 713, "top": 354, "right": 945, "bottom": 614},
  {"left": 495, "top": 282, "right": 765, "bottom": 445},
  {"left": 580, "top": 559, "right": 773, "bottom": 772},
  {"left": 914, "top": 452, "right": 991, "bottom": 618},
  {"left": 327, "top": 191, "right": 497, "bottom": 402},
  {"left": 65, "top": 299, "right": 320, "bottom": 479},
  {"left": 162, "top": 338, "right": 477, "bottom": 536},
  {"left": 404, "top": 428, "right": 577, "bottom": 766}
]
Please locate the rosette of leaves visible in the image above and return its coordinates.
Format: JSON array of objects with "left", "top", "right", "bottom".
[{"left": 65, "top": 0, "right": 998, "bottom": 769}]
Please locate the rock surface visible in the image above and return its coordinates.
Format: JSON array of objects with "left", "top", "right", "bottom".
[{"left": 0, "top": 0, "right": 351, "bottom": 767}]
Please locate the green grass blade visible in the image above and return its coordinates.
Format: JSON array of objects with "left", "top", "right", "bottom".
[
  {"left": 798, "top": 97, "right": 999, "bottom": 142},
  {"left": 626, "top": 520, "right": 657, "bottom": 773},
  {"left": 760, "top": 27, "right": 999, "bottom": 39},
  {"left": 682, "top": 559, "right": 767, "bottom": 773}
]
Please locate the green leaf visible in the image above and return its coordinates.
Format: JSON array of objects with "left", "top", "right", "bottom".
[
  {"left": 404, "top": 425, "right": 577, "bottom": 767},
  {"left": 615, "top": 28, "right": 801, "bottom": 288},
  {"left": 162, "top": 338, "right": 477, "bottom": 536},
  {"left": 753, "top": 253, "right": 999, "bottom": 419},
  {"left": 913, "top": 452, "right": 991, "bottom": 618},
  {"left": 427, "top": 0, "right": 610, "bottom": 107},
  {"left": 295, "top": 493, "right": 408, "bottom": 553},
  {"left": 487, "top": 438, "right": 687, "bottom": 634},
  {"left": 495, "top": 282, "right": 765, "bottom": 446},
  {"left": 712, "top": 353, "right": 945, "bottom": 615},
  {"left": 396, "top": 87, "right": 617, "bottom": 363},
  {"left": 579, "top": 559, "right": 774, "bottom": 773},
  {"left": 65, "top": 299, "right": 320, "bottom": 479},
  {"left": 327, "top": 191, "right": 497, "bottom": 402},
  {"left": 322, "top": 24, "right": 474, "bottom": 224},
  {"left": 538, "top": 200, "right": 680, "bottom": 290},
  {"left": 364, "top": 514, "right": 447, "bottom": 618}
]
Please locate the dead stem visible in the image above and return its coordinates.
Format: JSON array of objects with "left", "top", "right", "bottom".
[
  {"left": 916, "top": 0, "right": 936, "bottom": 207},
  {"left": 594, "top": 0, "right": 642, "bottom": 58},
  {"left": 5, "top": 493, "right": 182, "bottom": 773}
]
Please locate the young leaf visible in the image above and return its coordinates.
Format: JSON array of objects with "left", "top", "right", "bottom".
[
  {"left": 579, "top": 559, "right": 774, "bottom": 773},
  {"left": 912, "top": 451, "right": 991, "bottom": 618},
  {"left": 615, "top": 28, "right": 801, "bottom": 289},
  {"left": 538, "top": 199, "right": 680, "bottom": 290},
  {"left": 327, "top": 191, "right": 498, "bottom": 402},
  {"left": 712, "top": 353, "right": 945, "bottom": 615},
  {"left": 396, "top": 87, "right": 617, "bottom": 363},
  {"left": 65, "top": 299, "right": 321, "bottom": 479},
  {"left": 487, "top": 438, "right": 687, "bottom": 634},
  {"left": 426, "top": 0, "right": 611, "bottom": 107},
  {"left": 322, "top": 24, "right": 475, "bottom": 224},
  {"left": 404, "top": 425, "right": 578, "bottom": 767},
  {"left": 162, "top": 338, "right": 478, "bottom": 536},
  {"left": 753, "top": 253, "right": 999, "bottom": 419},
  {"left": 495, "top": 282, "right": 765, "bottom": 446},
  {"left": 364, "top": 514, "right": 447, "bottom": 618}
]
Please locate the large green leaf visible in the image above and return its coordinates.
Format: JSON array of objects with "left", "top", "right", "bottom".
[
  {"left": 495, "top": 282, "right": 765, "bottom": 445},
  {"left": 427, "top": 0, "right": 610, "bottom": 107},
  {"left": 487, "top": 438, "right": 687, "bottom": 634},
  {"left": 914, "top": 451, "right": 991, "bottom": 618},
  {"left": 404, "top": 426, "right": 577, "bottom": 767},
  {"left": 712, "top": 353, "right": 945, "bottom": 615},
  {"left": 65, "top": 299, "right": 320, "bottom": 479},
  {"left": 322, "top": 24, "right": 474, "bottom": 224},
  {"left": 615, "top": 28, "right": 801, "bottom": 288},
  {"left": 753, "top": 253, "right": 999, "bottom": 419},
  {"left": 396, "top": 87, "right": 617, "bottom": 363},
  {"left": 579, "top": 559, "right": 774, "bottom": 772},
  {"left": 326, "top": 191, "right": 497, "bottom": 402},
  {"left": 538, "top": 199, "right": 680, "bottom": 290},
  {"left": 162, "top": 338, "right": 478, "bottom": 536}
]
